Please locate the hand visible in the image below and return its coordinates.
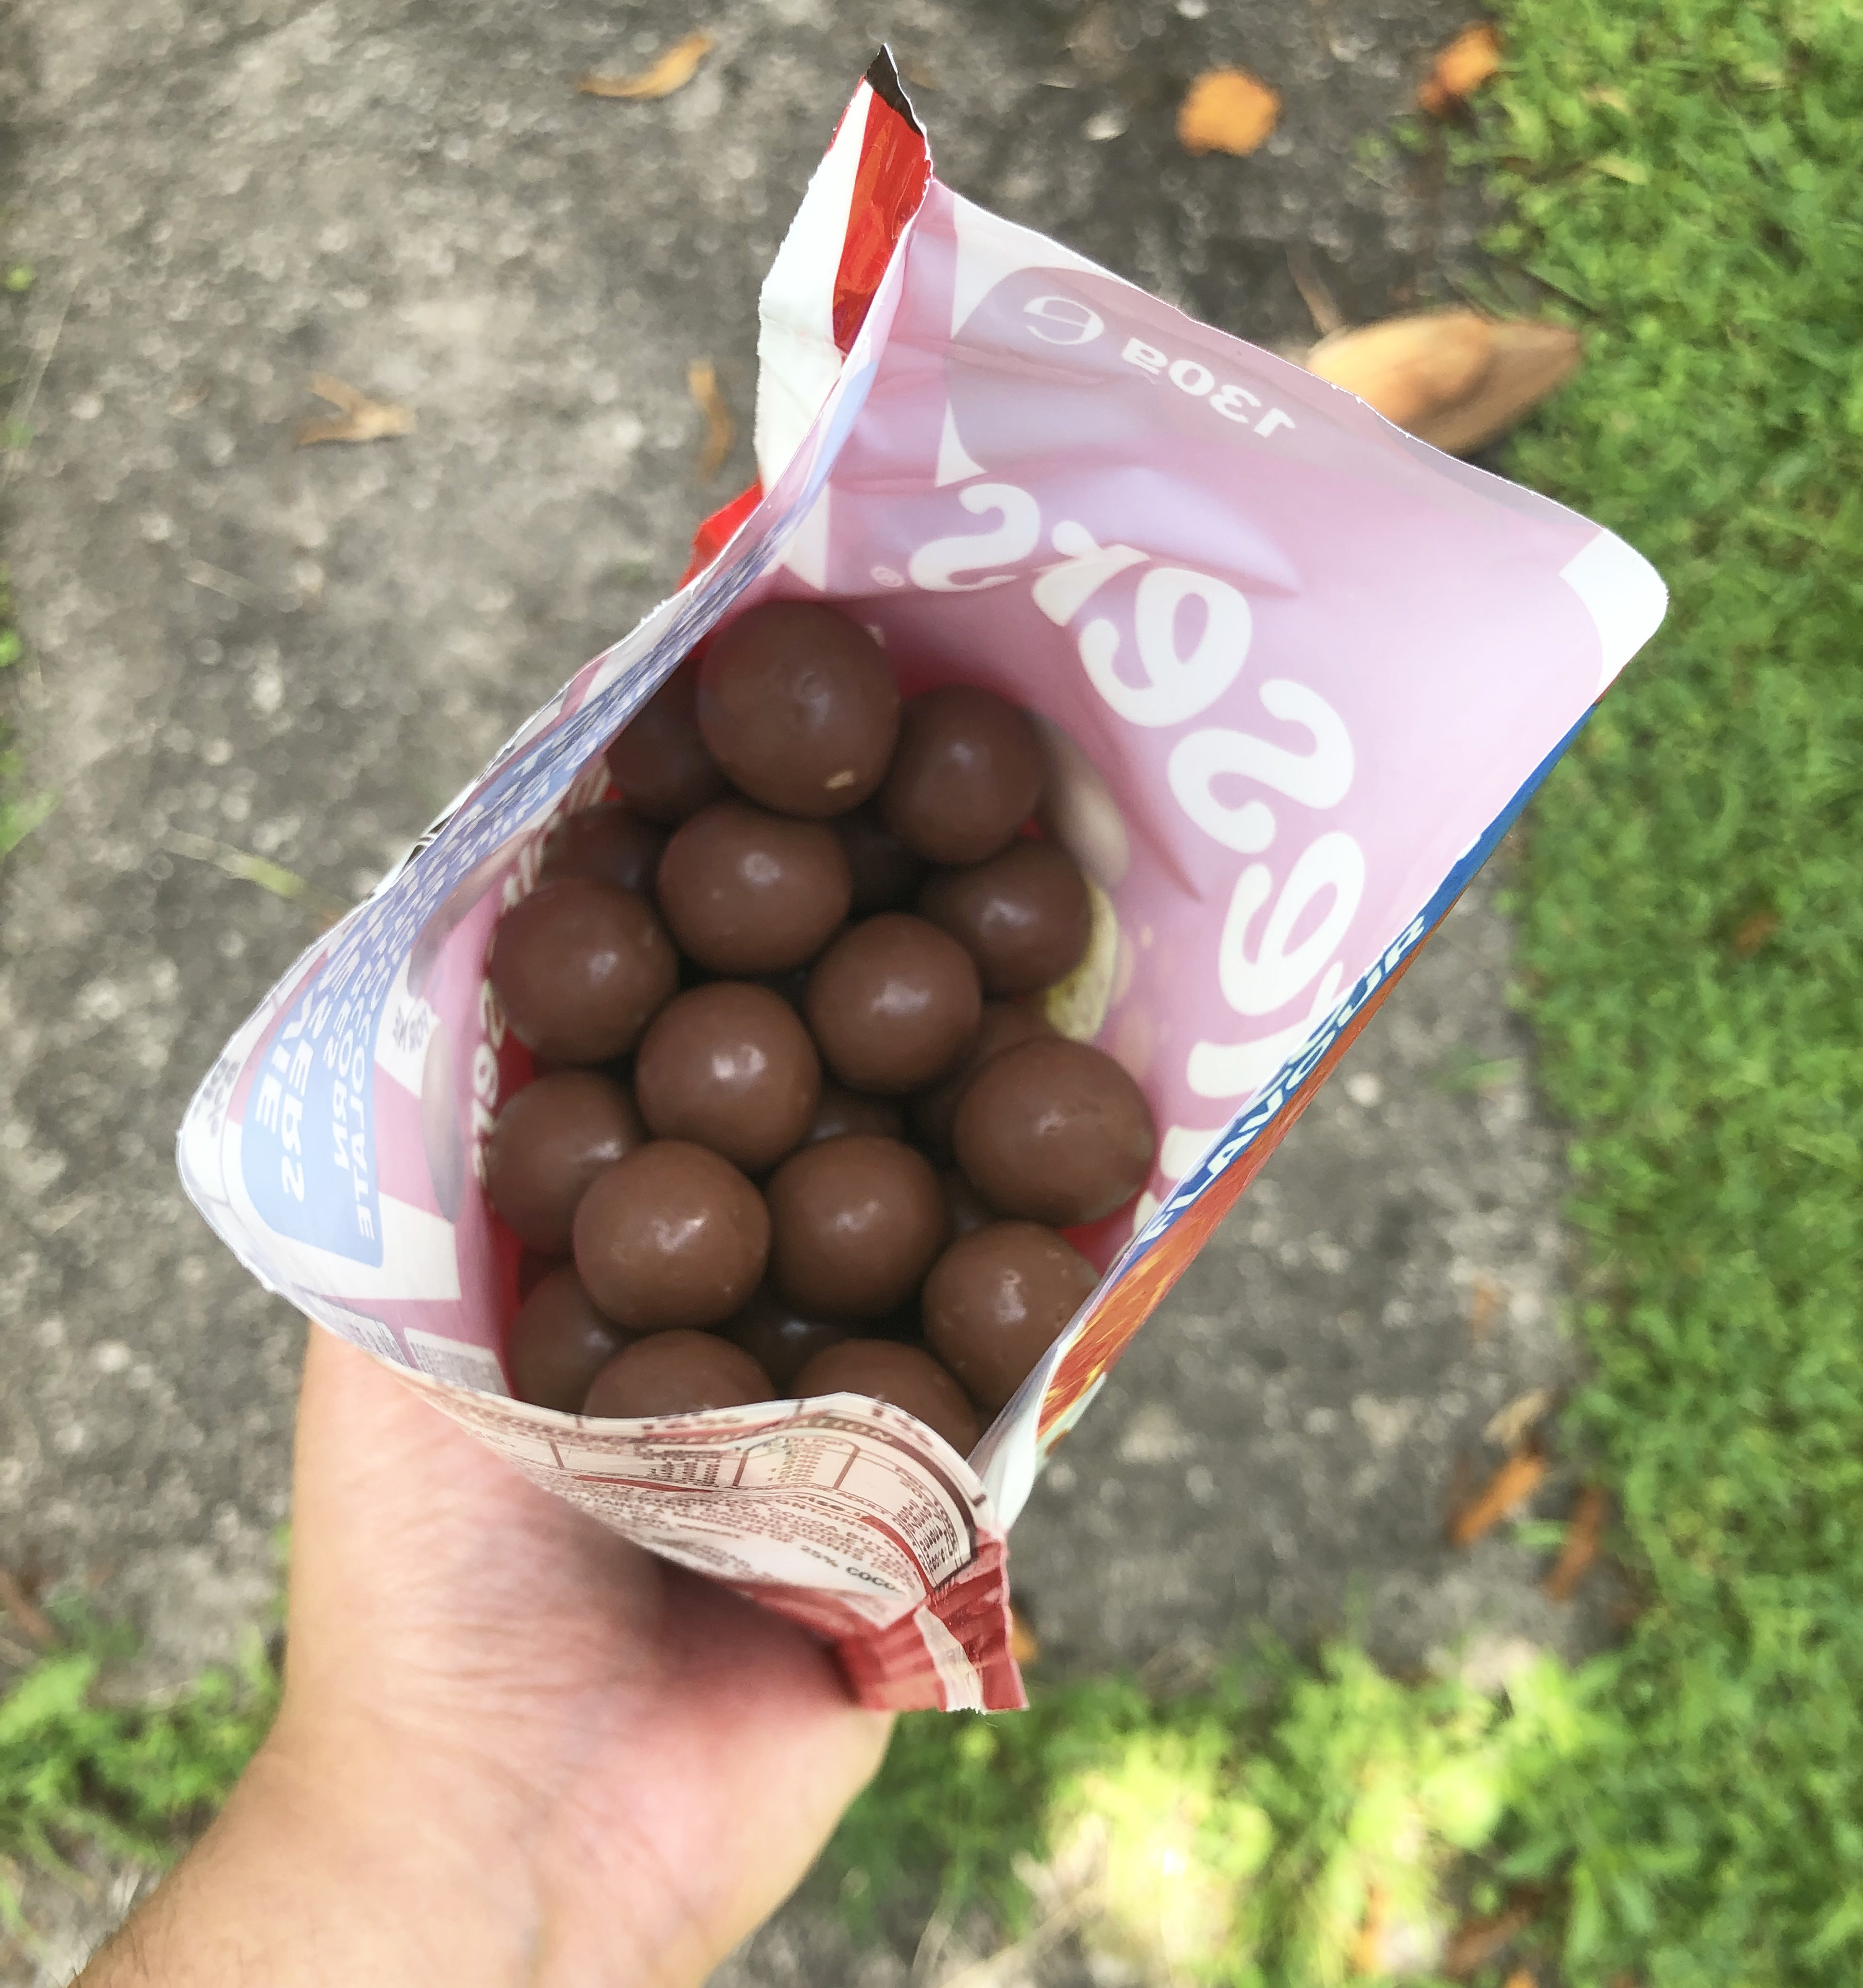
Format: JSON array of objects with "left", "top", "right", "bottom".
[{"left": 84, "top": 1328, "right": 892, "bottom": 1987}]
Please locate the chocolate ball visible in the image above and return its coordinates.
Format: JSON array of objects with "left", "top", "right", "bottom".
[
  {"left": 487, "top": 879, "right": 678, "bottom": 1064},
  {"left": 954, "top": 1038, "right": 1157, "bottom": 1227},
  {"left": 657, "top": 799, "right": 852, "bottom": 974},
  {"left": 923, "top": 1221, "right": 1099, "bottom": 1412},
  {"left": 572, "top": 1141, "right": 770, "bottom": 1332},
  {"left": 834, "top": 803, "right": 926, "bottom": 915},
  {"left": 941, "top": 1169, "right": 997, "bottom": 1240},
  {"left": 518, "top": 1249, "right": 564, "bottom": 1298},
  {"left": 804, "top": 914, "right": 982, "bottom": 1096},
  {"left": 604, "top": 661, "right": 728, "bottom": 825},
  {"left": 807, "top": 1082, "right": 905, "bottom": 1145},
  {"left": 484, "top": 1070, "right": 647, "bottom": 1254},
  {"left": 583, "top": 1331, "right": 773, "bottom": 1419},
  {"left": 880, "top": 685, "right": 1045, "bottom": 866},
  {"left": 909, "top": 1000, "right": 1052, "bottom": 1158},
  {"left": 720, "top": 1290, "right": 851, "bottom": 1391},
  {"left": 793, "top": 1340, "right": 981, "bottom": 1455},
  {"left": 540, "top": 804, "right": 666, "bottom": 898},
  {"left": 633, "top": 982, "right": 820, "bottom": 1174},
  {"left": 696, "top": 602, "right": 900, "bottom": 818},
  {"left": 766, "top": 1134, "right": 946, "bottom": 1321},
  {"left": 918, "top": 839, "right": 1092, "bottom": 996},
  {"left": 507, "top": 1266, "right": 637, "bottom": 1412}
]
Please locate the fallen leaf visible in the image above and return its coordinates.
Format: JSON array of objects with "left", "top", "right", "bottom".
[
  {"left": 1303, "top": 310, "right": 1580, "bottom": 456},
  {"left": 1733, "top": 906, "right": 1780, "bottom": 956},
  {"left": 1447, "top": 1449, "right": 1547, "bottom": 1548},
  {"left": 687, "top": 358, "right": 734, "bottom": 482},
  {"left": 1349, "top": 1880, "right": 1390, "bottom": 1976},
  {"left": 1418, "top": 22, "right": 1502, "bottom": 116},
  {"left": 1543, "top": 1483, "right": 1610, "bottom": 1601},
  {"left": 1010, "top": 1607, "right": 1040, "bottom": 1667},
  {"left": 0, "top": 1568, "right": 55, "bottom": 1648},
  {"left": 578, "top": 31, "right": 715, "bottom": 101},
  {"left": 1505, "top": 1971, "right": 1539, "bottom": 1988},
  {"left": 294, "top": 374, "right": 415, "bottom": 448},
  {"left": 1177, "top": 68, "right": 1281, "bottom": 157},
  {"left": 1443, "top": 1891, "right": 1543, "bottom": 1976},
  {"left": 1469, "top": 1275, "right": 1503, "bottom": 1341},
  {"left": 1485, "top": 1385, "right": 1554, "bottom": 1451},
  {"left": 1286, "top": 245, "right": 1344, "bottom": 337}
]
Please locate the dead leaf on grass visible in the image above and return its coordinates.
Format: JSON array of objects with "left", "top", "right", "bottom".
[
  {"left": 1418, "top": 22, "right": 1502, "bottom": 116},
  {"left": 1543, "top": 1483, "right": 1610, "bottom": 1601},
  {"left": 1733, "top": 906, "right": 1780, "bottom": 956},
  {"left": 1485, "top": 1385, "right": 1554, "bottom": 1451},
  {"left": 1349, "top": 1880, "right": 1390, "bottom": 1976},
  {"left": 1443, "top": 1890, "right": 1544, "bottom": 1977},
  {"left": 0, "top": 1568, "right": 55, "bottom": 1648},
  {"left": 1177, "top": 68, "right": 1281, "bottom": 157},
  {"left": 294, "top": 374, "right": 415, "bottom": 448},
  {"left": 687, "top": 358, "right": 734, "bottom": 482},
  {"left": 1447, "top": 1448, "right": 1547, "bottom": 1547},
  {"left": 1010, "top": 1607, "right": 1040, "bottom": 1667},
  {"left": 578, "top": 31, "right": 715, "bottom": 101},
  {"left": 1303, "top": 310, "right": 1580, "bottom": 456},
  {"left": 1503, "top": 1971, "right": 1539, "bottom": 1988}
]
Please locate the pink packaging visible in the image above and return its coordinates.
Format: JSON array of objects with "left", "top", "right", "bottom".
[{"left": 178, "top": 57, "right": 1665, "bottom": 1713}]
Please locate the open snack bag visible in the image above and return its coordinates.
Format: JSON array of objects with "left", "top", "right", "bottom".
[{"left": 179, "top": 56, "right": 1665, "bottom": 1713}]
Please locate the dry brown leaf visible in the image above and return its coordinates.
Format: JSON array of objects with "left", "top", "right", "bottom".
[
  {"left": 1010, "top": 1607, "right": 1040, "bottom": 1668},
  {"left": 1443, "top": 1892, "right": 1543, "bottom": 1977},
  {"left": 1485, "top": 1385, "right": 1554, "bottom": 1451},
  {"left": 687, "top": 358, "right": 734, "bottom": 482},
  {"left": 1177, "top": 68, "right": 1281, "bottom": 157},
  {"left": 1447, "top": 1449, "right": 1547, "bottom": 1548},
  {"left": 578, "top": 31, "right": 715, "bottom": 101},
  {"left": 1349, "top": 1881, "right": 1390, "bottom": 1976},
  {"left": 0, "top": 1568, "right": 55, "bottom": 1648},
  {"left": 1303, "top": 310, "right": 1580, "bottom": 456},
  {"left": 294, "top": 374, "right": 415, "bottom": 448},
  {"left": 1503, "top": 1971, "right": 1539, "bottom": 1988},
  {"left": 1418, "top": 22, "right": 1502, "bottom": 116},
  {"left": 1733, "top": 906, "right": 1780, "bottom": 956},
  {"left": 1469, "top": 1274, "right": 1503, "bottom": 1342},
  {"left": 1543, "top": 1483, "right": 1610, "bottom": 1601}
]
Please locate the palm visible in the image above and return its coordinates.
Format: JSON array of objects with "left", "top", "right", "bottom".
[{"left": 283, "top": 1329, "right": 891, "bottom": 1986}]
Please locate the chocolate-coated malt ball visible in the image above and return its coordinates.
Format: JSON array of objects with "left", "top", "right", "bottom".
[
  {"left": 909, "top": 1000, "right": 1051, "bottom": 1157},
  {"left": 539, "top": 804, "right": 666, "bottom": 898},
  {"left": 507, "top": 1267, "right": 637, "bottom": 1413},
  {"left": 941, "top": 1169, "right": 997, "bottom": 1240},
  {"left": 923, "top": 1222, "right": 1099, "bottom": 1412},
  {"left": 657, "top": 799, "right": 852, "bottom": 974},
  {"left": 806, "top": 1082, "right": 905, "bottom": 1145},
  {"left": 918, "top": 840, "right": 1092, "bottom": 996},
  {"left": 633, "top": 982, "right": 821, "bottom": 1173},
  {"left": 484, "top": 1070, "right": 647, "bottom": 1254},
  {"left": 487, "top": 879, "right": 679, "bottom": 1064},
  {"left": 804, "top": 914, "right": 982, "bottom": 1095},
  {"left": 720, "top": 1290, "right": 851, "bottom": 1391},
  {"left": 793, "top": 1340, "right": 981, "bottom": 1455},
  {"left": 954, "top": 1037, "right": 1157, "bottom": 1227},
  {"left": 604, "top": 661, "right": 728, "bottom": 825},
  {"left": 880, "top": 685, "right": 1045, "bottom": 866},
  {"left": 766, "top": 1134, "right": 946, "bottom": 1321},
  {"left": 834, "top": 803, "right": 925, "bottom": 915},
  {"left": 582, "top": 1331, "right": 773, "bottom": 1419},
  {"left": 572, "top": 1141, "right": 769, "bottom": 1332},
  {"left": 696, "top": 602, "right": 900, "bottom": 818}
]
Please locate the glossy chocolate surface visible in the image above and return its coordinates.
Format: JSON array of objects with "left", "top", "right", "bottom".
[
  {"left": 719, "top": 1290, "right": 851, "bottom": 1391},
  {"left": 880, "top": 684, "right": 1044, "bottom": 866},
  {"left": 539, "top": 804, "right": 666, "bottom": 898},
  {"left": 792, "top": 1339, "right": 981, "bottom": 1455},
  {"left": 765, "top": 1134, "right": 946, "bottom": 1321},
  {"left": 484, "top": 1069, "right": 646, "bottom": 1254},
  {"left": 918, "top": 839, "right": 1092, "bottom": 996},
  {"left": 582, "top": 1331, "right": 772, "bottom": 1418},
  {"left": 507, "top": 1266, "right": 636, "bottom": 1412},
  {"left": 487, "top": 877, "right": 678, "bottom": 1064},
  {"left": 696, "top": 602, "right": 899, "bottom": 817},
  {"left": 923, "top": 1221, "right": 1099, "bottom": 1412},
  {"left": 571, "top": 1140, "right": 770, "bottom": 1332},
  {"left": 633, "top": 982, "right": 820, "bottom": 1173},
  {"left": 656, "top": 799, "right": 851, "bottom": 974},
  {"left": 603, "top": 661, "right": 727, "bottom": 824},
  {"left": 953, "top": 1037, "right": 1157, "bottom": 1227},
  {"left": 908, "top": 1000, "right": 1051, "bottom": 1157},
  {"left": 803, "top": 913, "right": 981, "bottom": 1095}
]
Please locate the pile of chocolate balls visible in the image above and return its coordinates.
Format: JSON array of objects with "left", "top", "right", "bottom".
[{"left": 484, "top": 602, "right": 1156, "bottom": 1455}]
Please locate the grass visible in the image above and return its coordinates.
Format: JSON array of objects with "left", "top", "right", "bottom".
[{"left": 4, "top": 0, "right": 1859, "bottom": 1977}]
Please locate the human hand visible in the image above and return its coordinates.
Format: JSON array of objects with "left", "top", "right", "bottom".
[{"left": 84, "top": 1327, "right": 892, "bottom": 1987}]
